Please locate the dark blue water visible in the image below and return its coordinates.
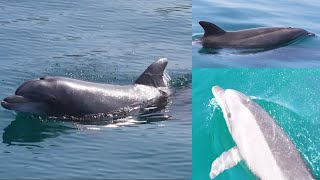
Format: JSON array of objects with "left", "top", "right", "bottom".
[
  {"left": 0, "top": 0, "right": 191, "bottom": 178},
  {"left": 192, "top": 0, "right": 320, "bottom": 67}
]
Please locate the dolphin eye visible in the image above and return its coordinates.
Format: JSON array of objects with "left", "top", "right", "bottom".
[{"left": 48, "top": 96, "right": 57, "bottom": 103}]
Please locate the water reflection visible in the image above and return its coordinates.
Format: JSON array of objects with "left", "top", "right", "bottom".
[{"left": 2, "top": 113, "right": 74, "bottom": 146}]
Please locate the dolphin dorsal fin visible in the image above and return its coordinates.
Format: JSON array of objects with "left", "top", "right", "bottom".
[
  {"left": 210, "top": 146, "right": 242, "bottom": 179},
  {"left": 199, "top": 21, "right": 226, "bottom": 36},
  {"left": 134, "top": 58, "right": 169, "bottom": 88}
]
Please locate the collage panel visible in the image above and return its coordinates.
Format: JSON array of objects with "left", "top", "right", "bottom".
[
  {"left": 192, "top": 68, "right": 320, "bottom": 179},
  {"left": 192, "top": 0, "right": 320, "bottom": 179},
  {"left": 192, "top": 0, "right": 320, "bottom": 68},
  {"left": 0, "top": 0, "right": 191, "bottom": 179}
]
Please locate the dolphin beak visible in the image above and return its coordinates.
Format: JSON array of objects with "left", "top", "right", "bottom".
[
  {"left": 212, "top": 86, "right": 225, "bottom": 100},
  {"left": 1, "top": 95, "right": 31, "bottom": 110},
  {"left": 212, "top": 86, "right": 228, "bottom": 111},
  {"left": 212, "top": 86, "right": 228, "bottom": 115},
  {"left": 212, "top": 86, "right": 232, "bottom": 130},
  {"left": 307, "top": 32, "right": 316, "bottom": 36}
]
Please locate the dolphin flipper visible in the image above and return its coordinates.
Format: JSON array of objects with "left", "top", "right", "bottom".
[
  {"left": 199, "top": 21, "right": 226, "bottom": 36},
  {"left": 210, "top": 146, "right": 242, "bottom": 179},
  {"left": 134, "top": 58, "right": 169, "bottom": 88}
]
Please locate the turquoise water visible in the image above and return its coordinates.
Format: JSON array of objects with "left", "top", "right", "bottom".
[
  {"left": 192, "top": 0, "right": 320, "bottom": 67},
  {"left": 0, "top": 1, "right": 191, "bottom": 179},
  {"left": 193, "top": 69, "right": 320, "bottom": 180}
]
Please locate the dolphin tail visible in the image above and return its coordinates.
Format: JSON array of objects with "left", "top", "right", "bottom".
[
  {"left": 199, "top": 21, "right": 226, "bottom": 36},
  {"left": 209, "top": 146, "right": 242, "bottom": 179},
  {"left": 134, "top": 58, "right": 170, "bottom": 88}
]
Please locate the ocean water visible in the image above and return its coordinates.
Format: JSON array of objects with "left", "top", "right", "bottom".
[
  {"left": 193, "top": 69, "right": 320, "bottom": 180},
  {"left": 0, "top": 0, "right": 191, "bottom": 179},
  {"left": 192, "top": 0, "right": 320, "bottom": 67}
]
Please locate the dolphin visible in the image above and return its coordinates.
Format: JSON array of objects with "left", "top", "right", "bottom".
[
  {"left": 198, "top": 21, "right": 314, "bottom": 49},
  {"left": 209, "top": 86, "right": 315, "bottom": 180},
  {"left": 1, "top": 58, "right": 170, "bottom": 117}
]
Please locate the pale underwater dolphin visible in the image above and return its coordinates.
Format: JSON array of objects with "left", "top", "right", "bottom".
[
  {"left": 198, "top": 21, "right": 315, "bottom": 49},
  {"left": 1, "top": 58, "right": 170, "bottom": 117},
  {"left": 210, "top": 86, "right": 315, "bottom": 180}
]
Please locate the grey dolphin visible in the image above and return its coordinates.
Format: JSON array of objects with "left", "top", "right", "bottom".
[
  {"left": 198, "top": 21, "right": 314, "bottom": 49},
  {"left": 1, "top": 58, "right": 170, "bottom": 117},
  {"left": 210, "top": 86, "right": 315, "bottom": 180}
]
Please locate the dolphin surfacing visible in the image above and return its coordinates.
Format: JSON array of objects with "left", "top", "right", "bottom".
[
  {"left": 198, "top": 21, "right": 314, "bottom": 49},
  {"left": 1, "top": 58, "right": 170, "bottom": 117},
  {"left": 210, "top": 86, "right": 315, "bottom": 180}
]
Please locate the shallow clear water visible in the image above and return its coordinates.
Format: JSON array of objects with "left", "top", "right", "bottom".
[
  {"left": 192, "top": 0, "right": 320, "bottom": 67},
  {"left": 0, "top": 0, "right": 191, "bottom": 178},
  {"left": 193, "top": 69, "right": 320, "bottom": 180}
]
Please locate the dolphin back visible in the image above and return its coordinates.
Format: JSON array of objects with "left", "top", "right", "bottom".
[{"left": 134, "top": 58, "right": 169, "bottom": 88}]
